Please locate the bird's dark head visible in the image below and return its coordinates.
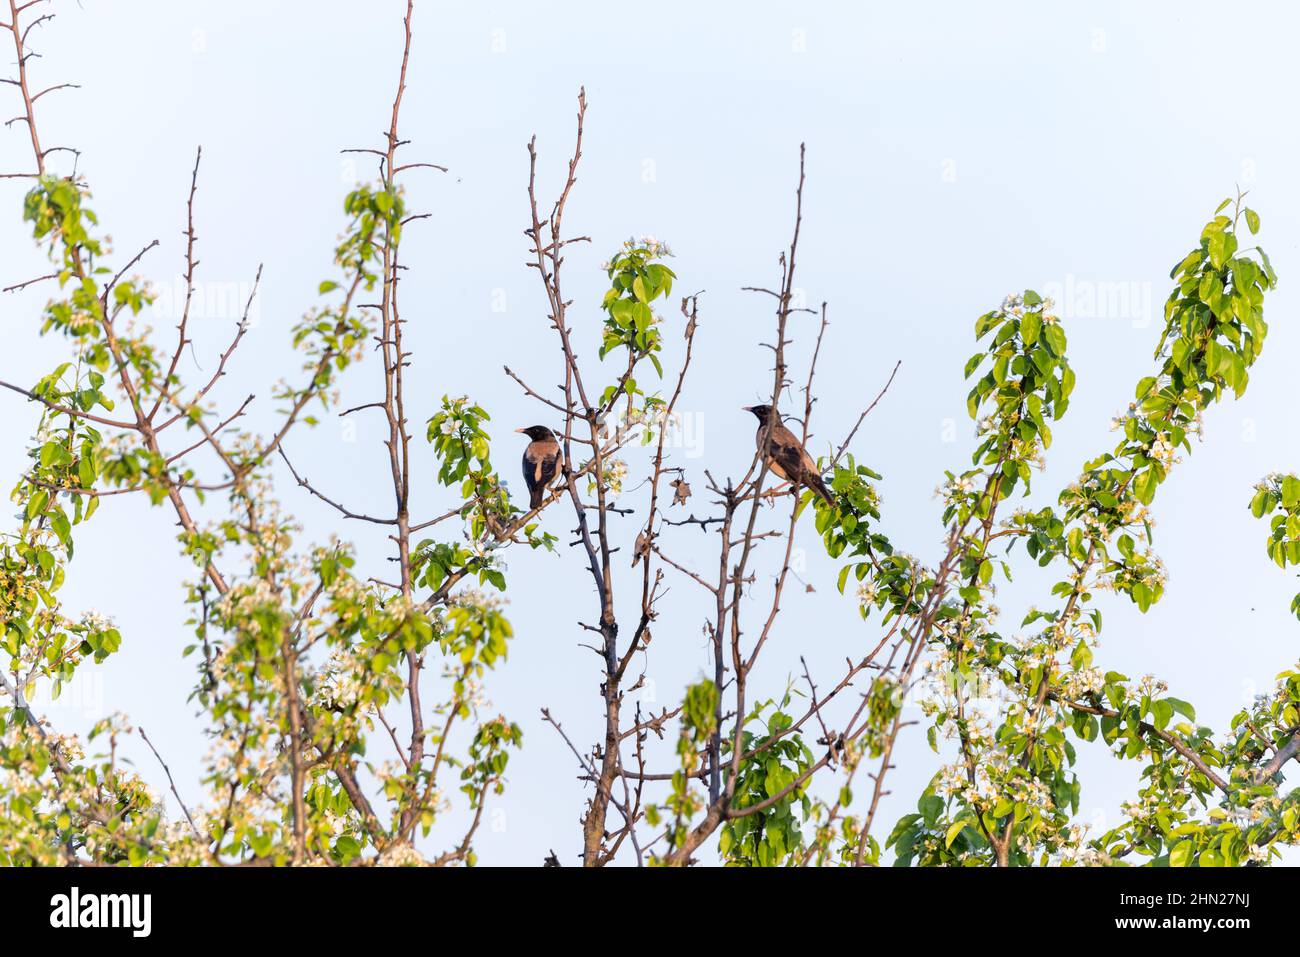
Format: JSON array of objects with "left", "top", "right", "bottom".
[
  {"left": 516, "top": 425, "right": 556, "bottom": 442},
  {"left": 743, "top": 404, "right": 774, "bottom": 423}
]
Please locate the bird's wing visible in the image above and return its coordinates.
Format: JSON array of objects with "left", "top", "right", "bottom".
[
  {"left": 767, "top": 425, "right": 811, "bottom": 483},
  {"left": 526, "top": 441, "right": 560, "bottom": 486},
  {"left": 780, "top": 424, "right": 820, "bottom": 474},
  {"left": 521, "top": 447, "right": 539, "bottom": 493},
  {"left": 756, "top": 424, "right": 788, "bottom": 480},
  {"left": 537, "top": 447, "right": 559, "bottom": 486}
]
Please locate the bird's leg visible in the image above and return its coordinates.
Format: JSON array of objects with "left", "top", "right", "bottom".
[{"left": 760, "top": 481, "right": 796, "bottom": 503}]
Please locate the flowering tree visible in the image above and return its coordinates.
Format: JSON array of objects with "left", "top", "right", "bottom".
[{"left": 1, "top": 0, "right": 1297, "bottom": 868}]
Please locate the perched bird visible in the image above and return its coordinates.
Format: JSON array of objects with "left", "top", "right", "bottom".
[
  {"left": 516, "top": 425, "right": 562, "bottom": 509},
  {"left": 743, "top": 404, "right": 834, "bottom": 507}
]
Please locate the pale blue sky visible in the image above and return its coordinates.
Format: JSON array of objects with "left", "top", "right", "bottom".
[{"left": 2, "top": 1, "right": 1298, "bottom": 865}]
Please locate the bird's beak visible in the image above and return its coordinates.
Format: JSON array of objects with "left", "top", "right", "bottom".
[
  {"left": 741, "top": 405, "right": 754, "bottom": 413},
  {"left": 514, "top": 428, "right": 525, "bottom": 434}
]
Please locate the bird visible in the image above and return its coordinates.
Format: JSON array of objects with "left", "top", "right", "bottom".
[
  {"left": 743, "top": 404, "right": 835, "bottom": 507},
  {"left": 516, "top": 425, "right": 561, "bottom": 510}
]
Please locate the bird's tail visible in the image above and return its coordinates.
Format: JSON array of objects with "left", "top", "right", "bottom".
[
  {"left": 530, "top": 486, "right": 544, "bottom": 510},
  {"left": 808, "top": 472, "right": 835, "bottom": 508}
]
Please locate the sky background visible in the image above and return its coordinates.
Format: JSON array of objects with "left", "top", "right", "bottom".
[{"left": 2, "top": 0, "right": 1299, "bottom": 865}]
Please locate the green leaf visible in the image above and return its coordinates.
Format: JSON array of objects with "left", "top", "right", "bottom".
[
  {"left": 944, "top": 818, "right": 968, "bottom": 849},
  {"left": 1207, "top": 229, "right": 1237, "bottom": 270},
  {"left": 885, "top": 814, "right": 921, "bottom": 849},
  {"left": 1043, "top": 323, "right": 1067, "bottom": 357},
  {"left": 1134, "top": 468, "right": 1158, "bottom": 506},
  {"left": 26, "top": 488, "right": 48, "bottom": 520},
  {"left": 1021, "top": 311, "right": 1041, "bottom": 346},
  {"left": 1152, "top": 699, "right": 1174, "bottom": 731},
  {"left": 1282, "top": 476, "right": 1300, "bottom": 509}
]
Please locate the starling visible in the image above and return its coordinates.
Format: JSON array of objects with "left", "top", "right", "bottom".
[
  {"left": 516, "top": 425, "right": 561, "bottom": 509},
  {"left": 743, "top": 405, "right": 834, "bottom": 507}
]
